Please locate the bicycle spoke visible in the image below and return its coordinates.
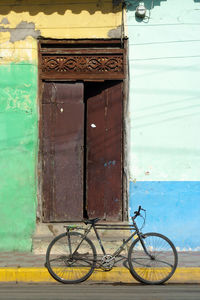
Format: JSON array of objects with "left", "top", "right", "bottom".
[
  {"left": 46, "top": 232, "right": 96, "bottom": 283},
  {"left": 128, "top": 233, "right": 177, "bottom": 284}
]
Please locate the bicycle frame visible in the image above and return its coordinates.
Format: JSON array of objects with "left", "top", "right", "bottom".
[
  {"left": 93, "top": 224, "right": 136, "bottom": 258},
  {"left": 66, "top": 217, "right": 152, "bottom": 262}
]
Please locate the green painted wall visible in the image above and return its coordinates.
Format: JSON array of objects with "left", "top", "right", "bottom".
[{"left": 0, "top": 62, "right": 38, "bottom": 251}]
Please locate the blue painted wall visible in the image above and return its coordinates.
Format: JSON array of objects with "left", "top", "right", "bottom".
[
  {"left": 126, "top": 0, "right": 200, "bottom": 250},
  {"left": 130, "top": 181, "right": 200, "bottom": 250}
]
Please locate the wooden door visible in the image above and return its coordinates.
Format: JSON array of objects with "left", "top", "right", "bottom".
[
  {"left": 42, "top": 80, "right": 123, "bottom": 222},
  {"left": 42, "top": 81, "right": 84, "bottom": 221},
  {"left": 85, "top": 81, "right": 123, "bottom": 221}
]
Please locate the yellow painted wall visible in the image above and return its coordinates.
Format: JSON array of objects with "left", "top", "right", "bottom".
[
  {"left": 0, "top": 0, "right": 122, "bottom": 38},
  {"left": 0, "top": 0, "right": 122, "bottom": 63},
  {"left": 0, "top": 37, "right": 37, "bottom": 64}
]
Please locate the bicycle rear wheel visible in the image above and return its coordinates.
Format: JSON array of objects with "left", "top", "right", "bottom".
[
  {"left": 128, "top": 232, "right": 178, "bottom": 284},
  {"left": 46, "top": 232, "right": 96, "bottom": 284}
]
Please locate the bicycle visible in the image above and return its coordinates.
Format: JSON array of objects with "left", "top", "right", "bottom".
[{"left": 45, "top": 206, "right": 178, "bottom": 285}]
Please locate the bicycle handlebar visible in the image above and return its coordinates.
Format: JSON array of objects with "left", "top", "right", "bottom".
[{"left": 132, "top": 205, "right": 142, "bottom": 221}]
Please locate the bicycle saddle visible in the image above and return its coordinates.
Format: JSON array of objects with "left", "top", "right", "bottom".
[{"left": 83, "top": 218, "right": 100, "bottom": 225}]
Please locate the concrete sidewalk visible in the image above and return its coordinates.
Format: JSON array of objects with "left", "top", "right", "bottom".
[{"left": 0, "top": 251, "right": 199, "bottom": 283}]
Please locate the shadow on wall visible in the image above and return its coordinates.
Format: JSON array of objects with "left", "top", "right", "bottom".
[
  {"left": 126, "top": 0, "right": 167, "bottom": 11},
  {"left": 0, "top": 0, "right": 121, "bottom": 16},
  {"left": 126, "top": 0, "right": 200, "bottom": 10}
]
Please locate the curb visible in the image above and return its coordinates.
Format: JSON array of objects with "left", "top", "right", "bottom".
[{"left": 0, "top": 267, "right": 200, "bottom": 283}]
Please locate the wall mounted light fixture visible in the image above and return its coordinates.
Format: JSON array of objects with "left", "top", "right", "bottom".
[{"left": 135, "top": 2, "right": 146, "bottom": 19}]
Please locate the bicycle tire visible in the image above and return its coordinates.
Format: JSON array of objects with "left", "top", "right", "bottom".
[
  {"left": 128, "top": 232, "right": 178, "bottom": 284},
  {"left": 46, "top": 232, "right": 97, "bottom": 284}
]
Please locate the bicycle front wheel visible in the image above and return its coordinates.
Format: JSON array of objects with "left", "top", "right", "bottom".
[
  {"left": 128, "top": 232, "right": 178, "bottom": 284},
  {"left": 46, "top": 232, "right": 96, "bottom": 284}
]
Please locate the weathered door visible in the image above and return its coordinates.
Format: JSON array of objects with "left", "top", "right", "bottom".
[
  {"left": 42, "top": 81, "right": 84, "bottom": 221},
  {"left": 42, "top": 80, "right": 123, "bottom": 222},
  {"left": 86, "top": 81, "right": 123, "bottom": 221}
]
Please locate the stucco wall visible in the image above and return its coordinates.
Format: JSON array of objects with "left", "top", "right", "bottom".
[
  {"left": 0, "top": 0, "right": 122, "bottom": 251},
  {"left": 127, "top": 0, "right": 200, "bottom": 250}
]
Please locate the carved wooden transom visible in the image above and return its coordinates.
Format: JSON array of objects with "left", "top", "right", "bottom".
[{"left": 39, "top": 40, "right": 126, "bottom": 80}]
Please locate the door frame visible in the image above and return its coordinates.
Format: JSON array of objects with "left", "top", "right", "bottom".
[{"left": 37, "top": 38, "right": 128, "bottom": 222}]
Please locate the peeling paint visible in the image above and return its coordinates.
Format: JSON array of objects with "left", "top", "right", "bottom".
[
  {"left": 108, "top": 25, "right": 122, "bottom": 38},
  {"left": 0, "top": 21, "right": 40, "bottom": 43},
  {"left": 0, "top": 1, "right": 122, "bottom": 40},
  {"left": 104, "top": 160, "right": 116, "bottom": 167},
  {"left": 0, "top": 17, "right": 10, "bottom": 25},
  {"left": 0, "top": 38, "right": 38, "bottom": 64}
]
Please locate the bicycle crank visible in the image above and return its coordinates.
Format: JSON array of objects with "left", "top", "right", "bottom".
[{"left": 100, "top": 255, "right": 115, "bottom": 271}]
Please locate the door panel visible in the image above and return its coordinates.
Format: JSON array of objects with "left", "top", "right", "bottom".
[
  {"left": 42, "top": 80, "right": 123, "bottom": 222},
  {"left": 86, "top": 81, "right": 123, "bottom": 221},
  {"left": 42, "top": 82, "right": 84, "bottom": 221}
]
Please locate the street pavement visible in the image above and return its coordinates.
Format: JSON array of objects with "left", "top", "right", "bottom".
[{"left": 0, "top": 283, "right": 200, "bottom": 300}]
